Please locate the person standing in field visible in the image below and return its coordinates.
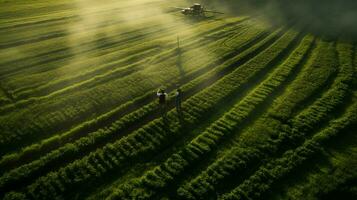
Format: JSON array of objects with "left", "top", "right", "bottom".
[
  {"left": 157, "top": 89, "right": 168, "bottom": 117},
  {"left": 175, "top": 88, "right": 182, "bottom": 115}
]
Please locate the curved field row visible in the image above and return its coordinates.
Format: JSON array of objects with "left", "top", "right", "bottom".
[
  {"left": 220, "top": 101, "right": 357, "bottom": 200},
  {"left": 171, "top": 41, "right": 353, "bottom": 200},
  {"left": 269, "top": 96, "right": 357, "bottom": 200}
]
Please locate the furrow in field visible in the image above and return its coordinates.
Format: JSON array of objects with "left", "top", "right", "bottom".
[
  {"left": 0, "top": 84, "right": 13, "bottom": 107},
  {"left": 269, "top": 92, "right": 357, "bottom": 200},
  {"left": 268, "top": 40, "right": 338, "bottom": 122},
  {"left": 353, "top": 45, "right": 357, "bottom": 89},
  {"left": 191, "top": 41, "right": 354, "bottom": 200},
  {"left": 101, "top": 30, "right": 300, "bottom": 199},
  {"left": 167, "top": 35, "right": 316, "bottom": 200},
  {"left": 0, "top": 28, "right": 296, "bottom": 199},
  {"left": 219, "top": 101, "right": 357, "bottom": 200},
  {"left": 173, "top": 39, "right": 350, "bottom": 200},
  {"left": 0, "top": 26, "right": 283, "bottom": 195}
]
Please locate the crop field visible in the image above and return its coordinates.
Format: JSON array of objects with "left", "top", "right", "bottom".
[{"left": 0, "top": 0, "right": 356, "bottom": 199}]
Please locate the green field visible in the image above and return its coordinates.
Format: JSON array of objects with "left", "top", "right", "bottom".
[{"left": 0, "top": 0, "right": 356, "bottom": 199}]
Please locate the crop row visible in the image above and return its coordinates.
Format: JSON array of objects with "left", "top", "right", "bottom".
[
  {"left": 0, "top": 87, "right": 12, "bottom": 106},
  {"left": 0, "top": 21, "right": 276, "bottom": 171},
  {"left": 105, "top": 32, "right": 310, "bottom": 200},
  {"left": 176, "top": 41, "right": 354, "bottom": 200},
  {"left": 0, "top": 29, "right": 299, "bottom": 199},
  {"left": 268, "top": 40, "right": 338, "bottom": 122},
  {"left": 278, "top": 104, "right": 357, "bottom": 200},
  {"left": 174, "top": 35, "right": 315, "bottom": 199},
  {"left": 220, "top": 100, "right": 357, "bottom": 200}
]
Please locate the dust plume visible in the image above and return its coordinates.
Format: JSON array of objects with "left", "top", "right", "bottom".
[{"left": 203, "top": 0, "right": 357, "bottom": 40}]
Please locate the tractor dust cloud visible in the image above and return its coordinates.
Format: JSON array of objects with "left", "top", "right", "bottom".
[{"left": 205, "top": 0, "right": 357, "bottom": 40}]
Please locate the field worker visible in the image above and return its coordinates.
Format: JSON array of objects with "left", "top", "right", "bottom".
[
  {"left": 157, "top": 89, "right": 168, "bottom": 116},
  {"left": 175, "top": 88, "right": 182, "bottom": 114}
]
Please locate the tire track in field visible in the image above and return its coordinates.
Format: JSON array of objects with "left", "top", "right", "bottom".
[
  {"left": 0, "top": 25, "right": 278, "bottom": 175},
  {"left": 0, "top": 28, "right": 282, "bottom": 194}
]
